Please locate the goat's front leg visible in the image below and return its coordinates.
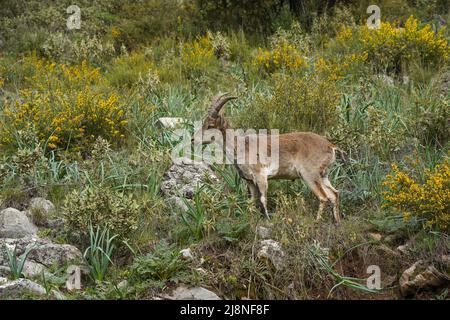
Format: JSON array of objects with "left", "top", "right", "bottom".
[{"left": 254, "top": 175, "right": 270, "bottom": 219}]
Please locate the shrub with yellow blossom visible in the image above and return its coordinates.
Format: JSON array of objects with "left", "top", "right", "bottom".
[
  {"left": 0, "top": 57, "right": 127, "bottom": 152},
  {"left": 334, "top": 16, "right": 449, "bottom": 72},
  {"left": 360, "top": 16, "right": 449, "bottom": 70},
  {"left": 180, "top": 34, "right": 218, "bottom": 78},
  {"left": 382, "top": 158, "right": 450, "bottom": 232},
  {"left": 314, "top": 52, "right": 368, "bottom": 81},
  {"left": 253, "top": 41, "right": 305, "bottom": 74}
]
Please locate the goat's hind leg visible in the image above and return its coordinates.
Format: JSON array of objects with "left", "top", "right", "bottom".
[
  {"left": 253, "top": 175, "right": 270, "bottom": 219},
  {"left": 322, "top": 176, "right": 341, "bottom": 223},
  {"left": 299, "top": 170, "right": 329, "bottom": 221}
]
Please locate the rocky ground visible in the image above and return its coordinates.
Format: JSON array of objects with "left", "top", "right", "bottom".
[{"left": 1, "top": 148, "right": 448, "bottom": 300}]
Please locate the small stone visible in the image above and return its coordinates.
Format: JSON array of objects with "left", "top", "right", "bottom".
[
  {"left": 164, "top": 285, "right": 221, "bottom": 300},
  {"left": 180, "top": 248, "right": 194, "bottom": 261},
  {"left": 368, "top": 232, "right": 382, "bottom": 242},
  {"left": 29, "top": 198, "right": 55, "bottom": 214},
  {"left": 0, "top": 277, "right": 7, "bottom": 285},
  {"left": 397, "top": 244, "right": 409, "bottom": 254},
  {"left": 257, "top": 239, "right": 285, "bottom": 271},
  {"left": 402, "top": 76, "right": 410, "bottom": 85}
]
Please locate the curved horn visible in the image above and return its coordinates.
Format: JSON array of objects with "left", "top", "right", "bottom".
[{"left": 208, "top": 93, "right": 237, "bottom": 117}]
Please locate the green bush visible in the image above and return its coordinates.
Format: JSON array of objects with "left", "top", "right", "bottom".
[
  {"left": 130, "top": 240, "right": 188, "bottom": 283},
  {"left": 237, "top": 73, "right": 341, "bottom": 134},
  {"left": 62, "top": 187, "right": 140, "bottom": 240}
]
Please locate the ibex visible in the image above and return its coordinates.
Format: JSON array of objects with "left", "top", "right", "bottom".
[{"left": 193, "top": 93, "right": 343, "bottom": 223}]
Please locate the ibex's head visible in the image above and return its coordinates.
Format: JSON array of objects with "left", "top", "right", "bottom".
[{"left": 193, "top": 93, "right": 237, "bottom": 145}]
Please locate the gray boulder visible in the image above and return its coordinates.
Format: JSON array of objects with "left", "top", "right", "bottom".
[
  {"left": 0, "top": 208, "right": 38, "bottom": 238},
  {"left": 0, "top": 278, "right": 46, "bottom": 299},
  {"left": 161, "top": 157, "right": 219, "bottom": 212},
  {"left": 0, "top": 237, "right": 82, "bottom": 269},
  {"left": 28, "top": 243, "right": 83, "bottom": 268}
]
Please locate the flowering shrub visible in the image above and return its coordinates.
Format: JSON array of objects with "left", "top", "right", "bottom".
[
  {"left": 314, "top": 52, "right": 368, "bottom": 81},
  {"left": 180, "top": 34, "right": 217, "bottom": 78},
  {"left": 253, "top": 41, "right": 305, "bottom": 74},
  {"left": 382, "top": 159, "right": 450, "bottom": 232},
  {"left": 335, "top": 16, "right": 449, "bottom": 72},
  {"left": 361, "top": 16, "right": 449, "bottom": 69},
  {"left": 0, "top": 57, "right": 127, "bottom": 152}
]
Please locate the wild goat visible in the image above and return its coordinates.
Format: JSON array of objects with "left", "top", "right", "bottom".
[{"left": 193, "top": 93, "right": 344, "bottom": 223}]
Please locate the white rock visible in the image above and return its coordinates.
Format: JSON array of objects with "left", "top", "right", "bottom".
[
  {"left": 164, "top": 285, "right": 221, "bottom": 300},
  {"left": 0, "top": 277, "right": 7, "bottom": 285},
  {"left": 397, "top": 244, "right": 409, "bottom": 254},
  {"left": 0, "top": 208, "right": 38, "bottom": 238},
  {"left": 180, "top": 248, "right": 194, "bottom": 261},
  {"left": 0, "top": 278, "right": 46, "bottom": 298},
  {"left": 29, "top": 198, "right": 55, "bottom": 214},
  {"left": 156, "top": 117, "right": 185, "bottom": 129},
  {"left": 257, "top": 239, "right": 285, "bottom": 271}
]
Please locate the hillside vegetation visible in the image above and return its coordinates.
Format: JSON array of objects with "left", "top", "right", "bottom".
[{"left": 0, "top": 0, "right": 449, "bottom": 299}]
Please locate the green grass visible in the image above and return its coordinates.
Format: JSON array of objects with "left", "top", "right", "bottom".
[{"left": 0, "top": 0, "right": 449, "bottom": 300}]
